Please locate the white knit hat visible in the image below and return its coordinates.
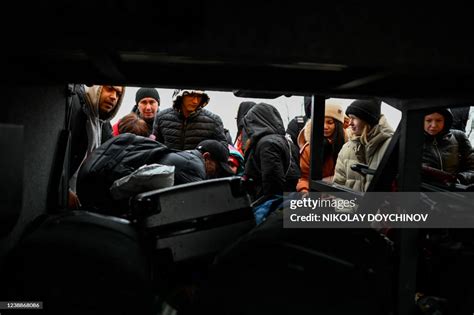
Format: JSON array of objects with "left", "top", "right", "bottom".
[{"left": 325, "top": 103, "right": 344, "bottom": 124}]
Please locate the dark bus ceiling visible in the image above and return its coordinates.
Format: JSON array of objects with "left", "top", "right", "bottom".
[{"left": 2, "top": 3, "right": 474, "bottom": 98}]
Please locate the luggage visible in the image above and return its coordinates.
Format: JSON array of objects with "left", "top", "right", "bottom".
[
  {"left": 77, "top": 133, "right": 171, "bottom": 216},
  {"left": 131, "top": 176, "right": 256, "bottom": 262}
]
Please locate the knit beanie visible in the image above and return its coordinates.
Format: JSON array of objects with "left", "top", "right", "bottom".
[
  {"left": 345, "top": 99, "right": 381, "bottom": 126},
  {"left": 135, "top": 88, "right": 160, "bottom": 104},
  {"left": 325, "top": 103, "right": 344, "bottom": 124}
]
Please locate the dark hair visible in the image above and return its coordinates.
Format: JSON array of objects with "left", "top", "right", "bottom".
[
  {"left": 172, "top": 94, "right": 210, "bottom": 112},
  {"left": 235, "top": 101, "right": 256, "bottom": 141},
  {"left": 324, "top": 120, "right": 345, "bottom": 163},
  {"left": 118, "top": 113, "right": 150, "bottom": 137}
]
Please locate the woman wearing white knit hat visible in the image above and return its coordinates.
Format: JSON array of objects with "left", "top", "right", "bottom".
[{"left": 296, "top": 102, "right": 346, "bottom": 192}]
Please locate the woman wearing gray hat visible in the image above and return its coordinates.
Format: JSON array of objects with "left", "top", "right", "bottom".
[{"left": 333, "top": 99, "right": 394, "bottom": 192}]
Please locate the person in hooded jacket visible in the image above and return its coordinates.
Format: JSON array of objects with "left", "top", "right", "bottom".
[
  {"left": 241, "top": 102, "right": 300, "bottom": 203},
  {"left": 68, "top": 85, "right": 125, "bottom": 208},
  {"left": 234, "top": 101, "right": 256, "bottom": 154},
  {"left": 297, "top": 103, "right": 346, "bottom": 193},
  {"left": 152, "top": 89, "right": 227, "bottom": 150},
  {"left": 333, "top": 99, "right": 393, "bottom": 192},
  {"left": 422, "top": 107, "right": 474, "bottom": 186}
]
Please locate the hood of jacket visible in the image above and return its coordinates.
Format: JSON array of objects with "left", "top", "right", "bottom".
[
  {"left": 85, "top": 85, "right": 125, "bottom": 122},
  {"left": 423, "top": 107, "right": 454, "bottom": 139},
  {"left": 236, "top": 101, "right": 256, "bottom": 129},
  {"left": 242, "top": 102, "right": 286, "bottom": 149},
  {"left": 82, "top": 85, "right": 125, "bottom": 155}
]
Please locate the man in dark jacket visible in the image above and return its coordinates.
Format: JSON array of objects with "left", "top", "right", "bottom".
[
  {"left": 152, "top": 89, "right": 227, "bottom": 150},
  {"left": 242, "top": 102, "right": 301, "bottom": 203},
  {"left": 76, "top": 134, "right": 233, "bottom": 215},
  {"left": 158, "top": 139, "right": 234, "bottom": 184},
  {"left": 286, "top": 95, "right": 311, "bottom": 145},
  {"left": 69, "top": 85, "right": 125, "bottom": 208}
]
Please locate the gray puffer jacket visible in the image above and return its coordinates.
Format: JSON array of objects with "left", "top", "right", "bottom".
[{"left": 152, "top": 107, "right": 227, "bottom": 150}]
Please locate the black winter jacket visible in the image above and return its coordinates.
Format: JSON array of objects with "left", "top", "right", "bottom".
[
  {"left": 152, "top": 107, "right": 227, "bottom": 150},
  {"left": 422, "top": 107, "right": 474, "bottom": 185},
  {"left": 242, "top": 103, "right": 300, "bottom": 202},
  {"left": 77, "top": 134, "right": 206, "bottom": 215},
  {"left": 69, "top": 87, "right": 115, "bottom": 179},
  {"left": 156, "top": 150, "right": 207, "bottom": 184},
  {"left": 423, "top": 130, "right": 474, "bottom": 185}
]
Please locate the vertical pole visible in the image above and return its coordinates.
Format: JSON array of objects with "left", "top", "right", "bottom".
[
  {"left": 396, "top": 105, "right": 425, "bottom": 315},
  {"left": 309, "top": 95, "right": 326, "bottom": 183}
]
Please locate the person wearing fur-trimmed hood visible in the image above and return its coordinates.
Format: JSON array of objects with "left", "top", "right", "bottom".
[{"left": 152, "top": 89, "right": 228, "bottom": 150}]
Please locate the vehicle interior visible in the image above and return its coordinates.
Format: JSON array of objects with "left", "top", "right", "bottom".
[{"left": 1, "top": 3, "right": 474, "bottom": 315}]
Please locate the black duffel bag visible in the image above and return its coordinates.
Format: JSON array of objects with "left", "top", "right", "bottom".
[{"left": 77, "top": 133, "right": 171, "bottom": 216}]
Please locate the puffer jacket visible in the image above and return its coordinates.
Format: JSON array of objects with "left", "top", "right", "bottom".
[
  {"left": 333, "top": 115, "right": 393, "bottom": 192},
  {"left": 296, "top": 119, "right": 339, "bottom": 192},
  {"left": 242, "top": 103, "right": 301, "bottom": 202},
  {"left": 156, "top": 149, "right": 207, "bottom": 184},
  {"left": 77, "top": 133, "right": 207, "bottom": 215},
  {"left": 152, "top": 107, "right": 227, "bottom": 150},
  {"left": 422, "top": 109, "right": 474, "bottom": 185}
]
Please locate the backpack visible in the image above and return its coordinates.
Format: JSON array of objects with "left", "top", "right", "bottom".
[{"left": 77, "top": 133, "right": 172, "bottom": 216}]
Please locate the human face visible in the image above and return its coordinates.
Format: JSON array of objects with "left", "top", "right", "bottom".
[
  {"left": 203, "top": 152, "right": 218, "bottom": 178},
  {"left": 348, "top": 114, "right": 367, "bottom": 136},
  {"left": 324, "top": 117, "right": 336, "bottom": 138},
  {"left": 424, "top": 112, "right": 445, "bottom": 136},
  {"left": 138, "top": 97, "right": 159, "bottom": 120},
  {"left": 99, "top": 86, "right": 123, "bottom": 118},
  {"left": 181, "top": 93, "right": 203, "bottom": 117}
]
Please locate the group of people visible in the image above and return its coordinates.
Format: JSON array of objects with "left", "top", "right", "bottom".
[
  {"left": 67, "top": 84, "right": 474, "bottom": 214},
  {"left": 294, "top": 99, "right": 474, "bottom": 194}
]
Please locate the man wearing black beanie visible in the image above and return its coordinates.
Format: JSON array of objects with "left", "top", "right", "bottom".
[
  {"left": 133, "top": 87, "right": 160, "bottom": 127},
  {"left": 333, "top": 99, "right": 393, "bottom": 192},
  {"left": 113, "top": 87, "right": 160, "bottom": 137}
]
